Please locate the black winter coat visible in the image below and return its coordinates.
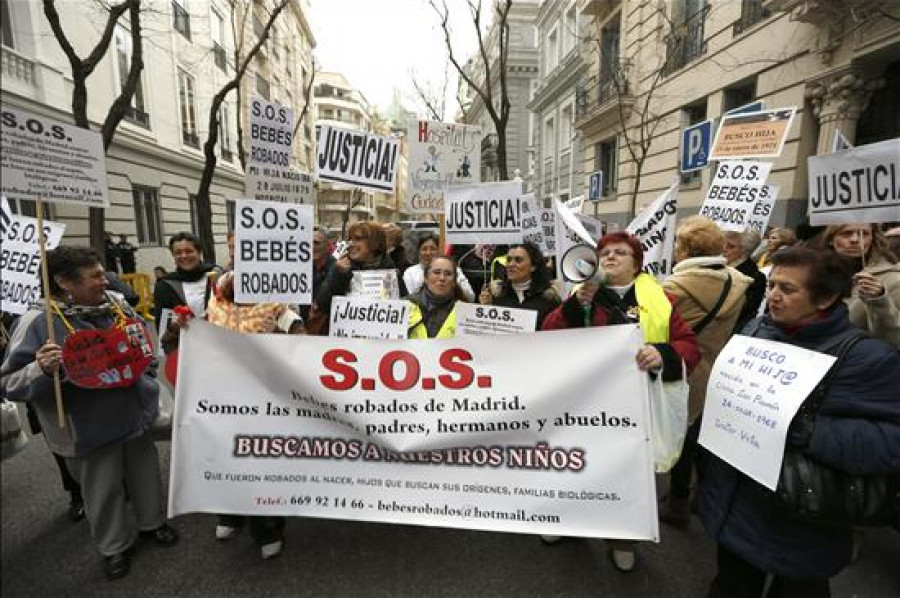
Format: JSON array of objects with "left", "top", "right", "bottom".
[
  {"left": 733, "top": 258, "right": 767, "bottom": 332},
  {"left": 699, "top": 304, "right": 900, "bottom": 579},
  {"left": 489, "top": 279, "right": 561, "bottom": 330}
]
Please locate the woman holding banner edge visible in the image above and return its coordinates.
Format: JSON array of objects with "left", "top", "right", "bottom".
[
  {"left": 540, "top": 231, "right": 700, "bottom": 572},
  {"left": 407, "top": 256, "right": 466, "bottom": 339},
  {"left": 699, "top": 247, "right": 900, "bottom": 597}
]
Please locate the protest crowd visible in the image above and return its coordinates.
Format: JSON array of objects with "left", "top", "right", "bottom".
[{"left": 1, "top": 96, "right": 899, "bottom": 598}]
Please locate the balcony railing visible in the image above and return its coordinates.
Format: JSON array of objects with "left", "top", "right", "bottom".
[
  {"left": 662, "top": 5, "right": 709, "bottom": 76},
  {"left": 1, "top": 48, "right": 36, "bottom": 86},
  {"left": 183, "top": 130, "right": 199, "bottom": 148},
  {"left": 733, "top": 0, "right": 770, "bottom": 35},
  {"left": 213, "top": 42, "right": 226, "bottom": 72},
  {"left": 575, "top": 72, "right": 623, "bottom": 120},
  {"left": 124, "top": 105, "right": 150, "bottom": 129}
]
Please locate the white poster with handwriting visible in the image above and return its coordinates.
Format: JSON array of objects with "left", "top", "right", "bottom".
[
  {"left": 698, "top": 335, "right": 836, "bottom": 490},
  {"left": 329, "top": 297, "right": 409, "bottom": 340}
]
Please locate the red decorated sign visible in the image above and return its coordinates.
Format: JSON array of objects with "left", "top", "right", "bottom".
[{"left": 62, "top": 319, "right": 154, "bottom": 389}]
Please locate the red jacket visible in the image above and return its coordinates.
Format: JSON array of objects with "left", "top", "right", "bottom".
[{"left": 542, "top": 286, "right": 700, "bottom": 381}]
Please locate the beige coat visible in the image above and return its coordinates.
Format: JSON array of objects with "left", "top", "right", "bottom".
[
  {"left": 664, "top": 256, "right": 753, "bottom": 422},
  {"left": 846, "top": 255, "right": 900, "bottom": 349}
]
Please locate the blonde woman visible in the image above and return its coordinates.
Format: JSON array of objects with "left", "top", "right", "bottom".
[{"left": 824, "top": 223, "right": 900, "bottom": 348}]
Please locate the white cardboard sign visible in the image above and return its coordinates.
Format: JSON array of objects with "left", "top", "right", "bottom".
[
  {"left": 808, "top": 138, "right": 900, "bottom": 226},
  {"left": 317, "top": 125, "right": 399, "bottom": 193},
  {"left": 245, "top": 165, "right": 313, "bottom": 204},
  {"left": 248, "top": 97, "right": 294, "bottom": 167},
  {"left": 1, "top": 200, "right": 66, "bottom": 315},
  {"left": 698, "top": 161, "right": 773, "bottom": 232},
  {"left": 329, "top": 297, "right": 409, "bottom": 340},
  {"left": 233, "top": 199, "right": 314, "bottom": 304},
  {"left": 698, "top": 335, "right": 836, "bottom": 490},
  {"left": 406, "top": 119, "right": 481, "bottom": 214},
  {"left": 349, "top": 270, "right": 401, "bottom": 300},
  {"left": 627, "top": 182, "right": 678, "bottom": 279},
  {"left": 0, "top": 107, "right": 109, "bottom": 207},
  {"left": 745, "top": 184, "right": 779, "bottom": 238},
  {"left": 444, "top": 182, "right": 524, "bottom": 245},
  {"left": 454, "top": 302, "right": 538, "bottom": 336}
]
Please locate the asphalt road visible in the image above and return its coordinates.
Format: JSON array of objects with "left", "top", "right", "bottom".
[{"left": 2, "top": 428, "right": 898, "bottom": 597}]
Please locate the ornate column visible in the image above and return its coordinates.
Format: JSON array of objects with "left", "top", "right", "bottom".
[{"left": 805, "top": 68, "right": 884, "bottom": 155}]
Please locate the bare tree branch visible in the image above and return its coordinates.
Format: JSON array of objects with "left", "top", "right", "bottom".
[
  {"left": 409, "top": 68, "right": 444, "bottom": 120},
  {"left": 293, "top": 68, "right": 316, "bottom": 138}
]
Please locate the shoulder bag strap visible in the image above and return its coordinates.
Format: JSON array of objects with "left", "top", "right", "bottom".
[{"left": 692, "top": 273, "right": 732, "bottom": 336}]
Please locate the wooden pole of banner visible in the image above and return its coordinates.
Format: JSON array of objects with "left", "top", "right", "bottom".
[
  {"left": 36, "top": 199, "right": 66, "bottom": 428},
  {"left": 438, "top": 214, "right": 446, "bottom": 254}
]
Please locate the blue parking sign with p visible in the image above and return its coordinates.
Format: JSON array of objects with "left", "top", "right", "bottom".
[{"left": 681, "top": 120, "right": 712, "bottom": 173}]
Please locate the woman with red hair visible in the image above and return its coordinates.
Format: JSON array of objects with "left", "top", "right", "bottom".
[{"left": 541, "top": 231, "right": 700, "bottom": 572}]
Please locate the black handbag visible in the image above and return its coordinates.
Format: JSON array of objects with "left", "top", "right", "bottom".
[{"left": 776, "top": 333, "right": 900, "bottom": 528}]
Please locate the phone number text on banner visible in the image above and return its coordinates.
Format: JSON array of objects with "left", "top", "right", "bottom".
[{"left": 169, "top": 322, "right": 659, "bottom": 541}]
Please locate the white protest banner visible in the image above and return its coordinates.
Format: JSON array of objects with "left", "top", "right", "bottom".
[
  {"left": 329, "top": 297, "right": 409, "bottom": 340},
  {"left": 745, "top": 184, "right": 779, "bottom": 237},
  {"left": 0, "top": 106, "right": 108, "bottom": 207},
  {"left": 699, "top": 160, "right": 774, "bottom": 232},
  {"left": 455, "top": 302, "right": 538, "bottom": 336},
  {"left": 807, "top": 138, "right": 900, "bottom": 226},
  {"left": 245, "top": 165, "right": 313, "bottom": 204},
  {"left": 564, "top": 195, "right": 585, "bottom": 215},
  {"left": 233, "top": 199, "right": 314, "bottom": 304},
  {"left": 1, "top": 204, "right": 66, "bottom": 315},
  {"left": 444, "top": 181, "right": 524, "bottom": 245},
  {"left": 831, "top": 130, "right": 853, "bottom": 154},
  {"left": 248, "top": 97, "right": 293, "bottom": 167},
  {"left": 709, "top": 107, "right": 796, "bottom": 160},
  {"left": 555, "top": 202, "right": 604, "bottom": 294},
  {"left": 627, "top": 182, "right": 678, "bottom": 279},
  {"left": 698, "top": 335, "right": 836, "bottom": 490},
  {"left": 407, "top": 120, "right": 481, "bottom": 214},
  {"left": 540, "top": 208, "right": 556, "bottom": 255},
  {"left": 350, "top": 270, "right": 401, "bottom": 300},
  {"left": 169, "top": 321, "right": 659, "bottom": 540},
  {"left": 317, "top": 124, "right": 400, "bottom": 193},
  {"left": 520, "top": 194, "right": 551, "bottom": 254}
]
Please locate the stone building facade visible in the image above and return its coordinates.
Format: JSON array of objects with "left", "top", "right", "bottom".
[
  {"left": 575, "top": 0, "right": 900, "bottom": 227},
  {"left": 1, "top": 0, "right": 315, "bottom": 269}
]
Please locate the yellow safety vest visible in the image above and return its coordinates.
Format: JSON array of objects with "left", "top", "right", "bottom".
[
  {"left": 633, "top": 273, "right": 671, "bottom": 343},
  {"left": 407, "top": 302, "right": 456, "bottom": 339}
]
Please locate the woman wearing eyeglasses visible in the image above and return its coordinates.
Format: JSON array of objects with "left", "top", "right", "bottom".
[
  {"left": 541, "top": 231, "right": 700, "bottom": 572},
  {"left": 407, "top": 257, "right": 465, "bottom": 339},
  {"left": 308, "top": 222, "right": 408, "bottom": 334},
  {"left": 478, "top": 242, "right": 561, "bottom": 330}
]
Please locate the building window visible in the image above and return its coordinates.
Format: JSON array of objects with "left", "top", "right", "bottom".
[
  {"left": 256, "top": 74, "right": 270, "bottom": 100},
  {"left": 271, "top": 28, "right": 279, "bottom": 61},
  {"left": 563, "top": 5, "right": 577, "bottom": 56},
  {"left": 723, "top": 79, "right": 756, "bottom": 113},
  {"left": 595, "top": 137, "right": 618, "bottom": 196},
  {"left": 132, "top": 186, "right": 163, "bottom": 246},
  {"left": 115, "top": 26, "right": 149, "bottom": 128},
  {"left": 210, "top": 7, "right": 226, "bottom": 72},
  {"left": 733, "top": 0, "right": 770, "bottom": 36},
  {"left": 219, "top": 105, "right": 233, "bottom": 162},
  {"left": 681, "top": 101, "right": 707, "bottom": 185},
  {"left": 178, "top": 68, "right": 199, "bottom": 148},
  {"left": 173, "top": 0, "right": 191, "bottom": 41},
  {"left": 664, "top": 0, "right": 707, "bottom": 76},
  {"left": 226, "top": 199, "right": 236, "bottom": 232},
  {"left": 545, "top": 26, "right": 559, "bottom": 74},
  {"left": 253, "top": 12, "right": 265, "bottom": 39},
  {"left": 1, "top": 0, "right": 15, "bottom": 49},
  {"left": 188, "top": 194, "right": 201, "bottom": 235},
  {"left": 6, "top": 198, "right": 50, "bottom": 219}
]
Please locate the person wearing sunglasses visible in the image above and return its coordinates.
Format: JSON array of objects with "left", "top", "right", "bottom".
[
  {"left": 541, "top": 231, "right": 700, "bottom": 572},
  {"left": 478, "top": 242, "right": 561, "bottom": 330}
]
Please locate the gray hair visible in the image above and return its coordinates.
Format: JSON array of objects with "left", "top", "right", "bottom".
[{"left": 724, "top": 229, "right": 762, "bottom": 258}]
